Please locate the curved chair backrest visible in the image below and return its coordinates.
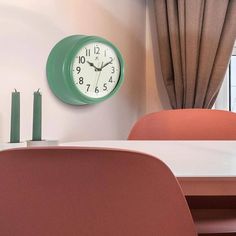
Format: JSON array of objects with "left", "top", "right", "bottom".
[
  {"left": 128, "top": 109, "right": 236, "bottom": 140},
  {"left": 0, "top": 147, "right": 196, "bottom": 236}
]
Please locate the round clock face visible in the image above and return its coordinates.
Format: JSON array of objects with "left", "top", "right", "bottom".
[{"left": 71, "top": 42, "right": 121, "bottom": 99}]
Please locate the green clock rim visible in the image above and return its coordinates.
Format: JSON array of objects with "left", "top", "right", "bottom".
[
  {"left": 64, "top": 35, "right": 125, "bottom": 104},
  {"left": 46, "top": 35, "right": 88, "bottom": 105}
]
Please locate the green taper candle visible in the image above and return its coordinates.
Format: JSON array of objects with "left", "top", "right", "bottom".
[
  {"left": 32, "top": 89, "right": 42, "bottom": 141},
  {"left": 10, "top": 89, "right": 20, "bottom": 143}
]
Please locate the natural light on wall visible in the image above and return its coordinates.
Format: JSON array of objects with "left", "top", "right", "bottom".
[{"left": 215, "top": 41, "right": 236, "bottom": 111}]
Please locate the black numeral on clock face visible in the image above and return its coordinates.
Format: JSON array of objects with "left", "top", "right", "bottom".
[
  {"left": 103, "top": 83, "right": 107, "bottom": 91},
  {"left": 94, "top": 46, "right": 100, "bottom": 55},
  {"left": 109, "top": 76, "right": 113, "bottom": 83},
  {"left": 76, "top": 66, "right": 81, "bottom": 74},
  {"left": 79, "top": 77, "right": 84, "bottom": 85},
  {"left": 78, "top": 56, "right": 85, "bottom": 64},
  {"left": 86, "top": 84, "right": 90, "bottom": 92},
  {"left": 95, "top": 86, "right": 99, "bottom": 93},
  {"left": 86, "top": 49, "right": 90, "bottom": 56},
  {"left": 111, "top": 66, "right": 115, "bottom": 73}
]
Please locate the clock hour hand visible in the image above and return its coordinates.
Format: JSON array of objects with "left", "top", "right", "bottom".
[
  {"left": 87, "top": 61, "right": 100, "bottom": 71},
  {"left": 100, "top": 58, "right": 113, "bottom": 70}
]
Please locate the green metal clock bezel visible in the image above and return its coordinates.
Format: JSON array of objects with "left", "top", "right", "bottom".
[{"left": 46, "top": 35, "right": 124, "bottom": 105}]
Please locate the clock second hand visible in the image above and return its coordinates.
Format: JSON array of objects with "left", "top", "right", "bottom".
[{"left": 95, "top": 62, "right": 103, "bottom": 89}]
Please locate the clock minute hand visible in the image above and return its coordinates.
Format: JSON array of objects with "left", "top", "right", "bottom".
[
  {"left": 100, "top": 58, "right": 113, "bottom": 70},
  {"left": 87, "top": 61, "right": 100, "bottom": 71}
]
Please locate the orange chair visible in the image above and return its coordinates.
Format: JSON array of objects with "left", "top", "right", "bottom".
[
  {"left": 128, "top": 109, "right": 236, "bottom": 235},
  {"left": 0, "top": 147, "right": 197, "bottom": 236},
  {"left": 128, "top": 109, "right": 236, "bottom": 140}
]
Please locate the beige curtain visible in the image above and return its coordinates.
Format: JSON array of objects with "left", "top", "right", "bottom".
[{"left": 154, "top": 0, "right": 236, "bottom": 108}]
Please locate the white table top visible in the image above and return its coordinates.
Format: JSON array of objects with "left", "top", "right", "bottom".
[{"left": 60, "top": 140, "right": 236, "bottom": 178}]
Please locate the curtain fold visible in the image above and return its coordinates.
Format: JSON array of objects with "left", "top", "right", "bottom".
[{"left": 153, "top": 0, "right": 236, "bottom": 109}]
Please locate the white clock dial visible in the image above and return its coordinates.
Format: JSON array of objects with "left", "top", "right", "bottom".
[{"left": 72, "top": 42, "right": 121, "bottom": 99}]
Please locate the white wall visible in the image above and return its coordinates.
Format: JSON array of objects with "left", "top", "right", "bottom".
[{"left": 0, "top": 0, "right": 146, "bottom": 142}]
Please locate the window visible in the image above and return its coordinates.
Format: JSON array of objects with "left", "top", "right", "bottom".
[
  {"left": 229, "top": 55, "right": 236, "bottom": 111},
  {"left": 215, "top": 42, "right": 236, "bottom": 111}
]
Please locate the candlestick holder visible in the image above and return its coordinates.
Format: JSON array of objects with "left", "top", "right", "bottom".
[{"left": 26, "top": 140, "right": 58, "bottom": 147}]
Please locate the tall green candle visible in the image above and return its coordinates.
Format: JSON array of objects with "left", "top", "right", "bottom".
[
  {"left": 32, "top": 89, "right": 42, "bottom": 141},
  {"left": 10, "top": 89, "right": 20, "bottom": 143}
]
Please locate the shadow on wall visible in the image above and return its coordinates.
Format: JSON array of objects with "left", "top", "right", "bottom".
[
  {"left": 55, "top": 0, "right": 146, "bottom": 114},
  {"left": 51, "top": 0, "right": 147, "bottom": 141}
]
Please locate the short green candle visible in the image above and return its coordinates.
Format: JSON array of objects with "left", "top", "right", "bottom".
[
  {"left": 10, "top": 89, "right": 20, "bottom": 143},
  {"left": 32, "top": 89, "right": 42, "bottom": 141}
]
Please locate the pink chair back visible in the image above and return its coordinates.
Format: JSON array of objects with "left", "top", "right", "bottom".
[
  {"left": 128, "top": 109, "right": 236, "bottom": 140},
  {"left": 0, "top": 147, "right": 196, "bottom": 236}
]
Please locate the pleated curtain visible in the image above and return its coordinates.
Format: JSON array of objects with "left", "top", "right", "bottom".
[{"left": 153, "top": 0, "right": 236, "bottom": 108}]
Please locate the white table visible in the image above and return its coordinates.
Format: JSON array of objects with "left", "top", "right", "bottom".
[{"left": 60, "top": 140, "right": 236, "bottom": 196}]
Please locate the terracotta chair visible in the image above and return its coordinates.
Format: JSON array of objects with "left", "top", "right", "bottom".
[
  {"left": 128, "top": 109, "right": 236, "bottom": 235},
  {"left": 0, "top": 147, "right": 197, "bottom": 236},
  {"left": 128, "top": 109, "right": 236, "bottom": 140}
]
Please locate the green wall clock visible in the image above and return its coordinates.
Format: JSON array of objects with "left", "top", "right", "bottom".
[{"left": 46, "top": 35, "right": 125, "bottom": 105}]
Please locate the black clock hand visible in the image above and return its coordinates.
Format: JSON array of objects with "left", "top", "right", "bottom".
[
  {"left": 100, "top": 58, "right": 113, "bottom": 70},
  {"left": 87, "top": 61, "right": 100, "bottom": 71}
]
